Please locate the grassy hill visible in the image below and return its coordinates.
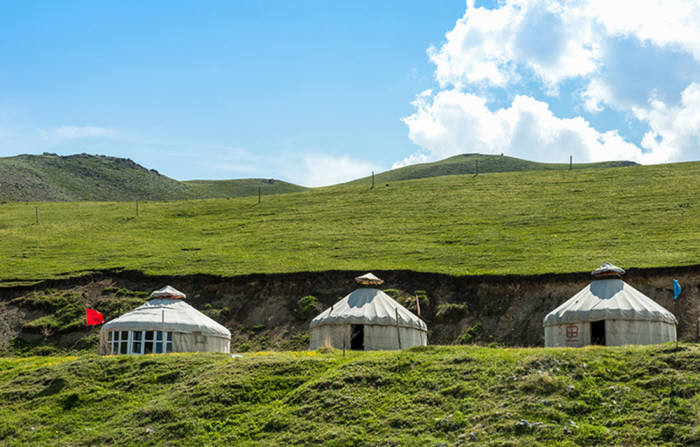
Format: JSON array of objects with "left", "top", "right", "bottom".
[
  {"left": 184, "top": 178, "right": 307, "bottom": 199},
  {"left": 0, "top": 161, "right": 698, "bottom": 281},
  {"left": 347, "top": 154, "right": 638, "bottom": 185},
  {"left": 1, "top": 345, "right": 698, "bottom": 446},
  {"left": 0, "top": 153, "right": 198, "bottom": 202},
  {"left": 0, "top": 154, "right": 305, "bottom": 202}
]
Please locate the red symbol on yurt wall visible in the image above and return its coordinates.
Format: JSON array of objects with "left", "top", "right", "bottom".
[{"left": 566, "top": 324, "right": 579, "bottom": 339}]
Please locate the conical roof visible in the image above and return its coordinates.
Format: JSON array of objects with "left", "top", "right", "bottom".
[
  {"left": 591, "top": 262, "right": 625, "bottom": 278},
  {"left": 310, "top": 288, "right": 426, "bottom": 331},
  {"left": 150, "top": 285, "right": 186, "bottom": 299},
  {"left": 102, "top": 299, "right": 231, "bottom": 338},
  {"left": 355, "top": 273, "right": 384, "bottom": 286},
  {"left": 543, "top": 278, "right": 677, "bottom": 327}
]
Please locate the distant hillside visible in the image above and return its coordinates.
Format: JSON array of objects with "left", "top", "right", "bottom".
[
  {"left": 184, "top": 178, "right": 307, "bottom": 199},
  {"left": 348, "top": 153, "right": 638, "bottom": 185},
  {"left": 0, "top": 153, "right": 197, "bottom": 201},
  {"left": 0, "top": 154, "right": 305, "bottom": 202}
]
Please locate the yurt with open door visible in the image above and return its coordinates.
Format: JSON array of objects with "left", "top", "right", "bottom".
[
  {"left": 543, "top": 263, "right": 677, "bottom": 347},
  {"left": 309, "top": 273, "right": 428, "bottom": 350},
  {"left": 100, "top": 285, "right": 231, "bottom": 354}
]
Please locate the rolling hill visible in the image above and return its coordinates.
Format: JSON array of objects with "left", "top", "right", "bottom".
[
  {"left": 184, "top": 178, "right": 307, "bottom": 199},
  {"left": 0, "top": 153, "right": 197, "bottom": 202},
  {"left": 0, "top": 161, "right": 697, "bottom": 281},
  {"left": 0, "top": 153, "right": 305, "bottom": 201},
  {"left": 1, "top": 345, "right": 698, "bottom": 446},
  {"left": 347, "top": 153, "right": 638, "bottom": 185}
]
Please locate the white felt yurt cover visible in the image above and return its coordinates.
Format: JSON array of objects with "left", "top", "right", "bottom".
[
  {"left": 310, "top": 288, "right": 427, "bottom": 331},
  {"left": 150, "top": 285, "right": 186, "bottom": 299},
  {"left": 543, "top": 278, "right": 677, "bottom": 327},
  {"left": 102, "top": 299, "right": 231, "bottom": 338}
]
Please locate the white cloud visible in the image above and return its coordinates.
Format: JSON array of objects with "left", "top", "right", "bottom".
[
  {"left": 590, "top": 0, "right": 700, "bottom": 59},
  {"left": 430, "top": 0, "right": 700, "bottom": 102},
  {"left": 400, "top": 90, "right": 664, "bottom": 167},
  {"left": 401, "top": 0, "right": 700, "bottom": 167},
  {"left": 634, "top": 83, "right": 700, "bottom": 162},
  {"left": 50, "top": 126, "right": 114, "bottom": 139},
  {"left": 429, "top": 0, "right": 597, "bottom": 91},
  {"left": 292, "top": 154, "right": 378, "bottom": 187}
]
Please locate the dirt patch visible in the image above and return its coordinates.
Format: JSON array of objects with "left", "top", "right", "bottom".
[{"left": 1, "top": 265, "right": 698, "bottom": 352}]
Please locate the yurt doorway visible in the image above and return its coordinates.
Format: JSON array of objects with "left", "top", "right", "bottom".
[
  {"left": 350, "top": 325, "right": 364, "bottom": 350},
  {"left": 591, "top": 320, "right": 606, "bottom": 345}
]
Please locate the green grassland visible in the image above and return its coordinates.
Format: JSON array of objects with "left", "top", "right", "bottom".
[
  {"left": 1, "top": 345, "right": 698, "bottom": 446},
  {"left": 0, "top": 162, "right": 698, "bottom": 281},
  {"left": 347, "top": 153, "right": 638, "bottom": 185},
  {"left": 183, "top": 178, "right": 307, "bottom": 198}
]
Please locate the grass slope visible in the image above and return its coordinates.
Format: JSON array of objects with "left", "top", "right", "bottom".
[
  {"left": 348, "top": 154, "right": 637, "bottom": 185},
  {"left": 184, "top": 178, "right": 307, "bottom": 199},
  {"left": 1, "top": 345, "right": 698, "bottom": 446},
  {"left": 0, "top": 154, "right": 197, "bottom": 202},
  {"left": 0, "top": 162, "right": 698, "bottom": 281},
  {"left": 0, "top": 154, "right": 305, "bottom": 202}
]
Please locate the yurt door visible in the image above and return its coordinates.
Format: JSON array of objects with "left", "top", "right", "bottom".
[
  {"left": 350, "top": 325, "right": 364, "bottom": 350},
  {"left": 591, "top": 320, "right": 606, "bottom": 345}
]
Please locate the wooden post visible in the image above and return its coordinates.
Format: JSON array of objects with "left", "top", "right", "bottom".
[
  {"left": 395, "top": 307, "right": 402, "bottom": 350},
  {"left": 475, "top": 160, "right": 479, "bottom": 176},
  {"left": 136, "top": 201, "right": 139, "bottom": 217},
  {"left": 371, "top": 171, "right": 375, "bottom": 189},
  {"left": 35, "top": 207, "right": 39, "bottom": 225},
  {"left": 569, "top": 155, "right": 573, "bottom": 170},
  {"left": 258, "top": 186, "right": 261, "bottom": 204},
  {"left": 674, "top": 298, "right": 679, "bottom": 349}
]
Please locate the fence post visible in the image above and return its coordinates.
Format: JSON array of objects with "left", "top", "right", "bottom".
[{"left": 35, "top": 207, "right": 39, "bottom": 225}]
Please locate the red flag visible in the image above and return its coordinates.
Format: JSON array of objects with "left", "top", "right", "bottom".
[
  {"left": 86, "top": 308, "right": 104, "bottom": 326},
  {"left": 415, "top": 295, "right": 421, "bottom": 317}
]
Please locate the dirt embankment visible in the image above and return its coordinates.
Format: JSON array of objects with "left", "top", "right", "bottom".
[{"left": 1, "top": 266, "right": 698, "bottom": 352}]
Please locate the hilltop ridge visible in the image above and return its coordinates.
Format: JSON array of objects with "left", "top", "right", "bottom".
[
  {"left": 0, "top": 153, "right": 303, "bottom": 201},
  {"left": 348, "top": 153, "right": 637, "bottom": 185}
]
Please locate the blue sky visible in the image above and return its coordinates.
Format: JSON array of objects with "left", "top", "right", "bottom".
[
  {"left": 2, "top": 1, "right": 700, "bottom": 186},
  {"left": 0, "top": 1, "right": 463, "bottom": 185}
]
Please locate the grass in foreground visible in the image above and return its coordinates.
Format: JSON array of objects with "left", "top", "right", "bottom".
[
  {"left": 0, "top": 344, "right": 698, "bottom": 446},
  {"left": 0, "top": 162, "right": 699, "bottom": 281}
]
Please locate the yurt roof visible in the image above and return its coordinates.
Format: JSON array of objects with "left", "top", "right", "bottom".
[
  {"left": 102, "top": 299, "right": 231, "bottom": 338},
  {"left": 355, "top": 272, "right": 384, "bottom": 286},
  {"left": 543, "top": 278, "right": 677, "bottom": 327},
  {"left": 310, "top": 288, "right": 427, "bottom": 331},
  {"left": 150, "top": 285, "right": 186, "bottom": 299},
  {"left": 591, "top": 262, "right": 626, "bottom": 278}
]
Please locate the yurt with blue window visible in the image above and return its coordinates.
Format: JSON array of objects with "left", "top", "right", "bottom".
[
  {"left": 543, "top": 263, "right": 677, "bottom": 347},
  {"left": 100, "top": 285, "right": 231, "bottom": 355}
]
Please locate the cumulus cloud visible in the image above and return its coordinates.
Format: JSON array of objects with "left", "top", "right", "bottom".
[
  {"left": 429, "top": 0, "right": 597, "bottom": 91},
  {"left": 400, "top": 0, "right": 700, "bottom": 167},
  {"left": 634, "top": 83, "right": 700, "bottom": 162},
  {"left": 399, "top": 90, "right": 651, "bottom": 167}
]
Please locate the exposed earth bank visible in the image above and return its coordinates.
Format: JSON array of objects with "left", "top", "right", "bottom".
[{"left": 1, "top": 266, "right": 698, "bottom": 353}]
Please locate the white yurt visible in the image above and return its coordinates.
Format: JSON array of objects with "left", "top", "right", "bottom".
[
  {"left": 543, "top": 263, "right": 677, "bottom": 347},
  {"left": 100, "top": 285, "right": 231, "bottom": 355},
  {"left": 309, "top": 273, "right": 428, "bottom": 350}
]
